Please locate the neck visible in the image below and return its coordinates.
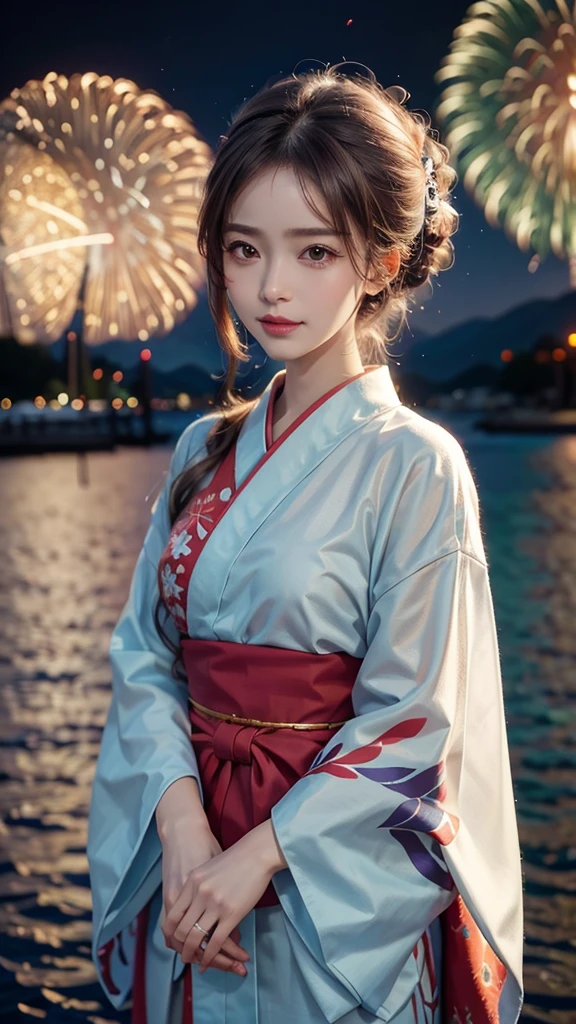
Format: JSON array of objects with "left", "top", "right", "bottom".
[{"left": 273, "top": 343, "right": 365, "bottom": 427}]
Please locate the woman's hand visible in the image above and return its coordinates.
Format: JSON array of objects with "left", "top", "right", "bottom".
[
  {"left": 156, "top": 780, "right": 250, "bottom": 977},
  {"left": 162, "top": 820, "right": 282, "bottom": 973}
]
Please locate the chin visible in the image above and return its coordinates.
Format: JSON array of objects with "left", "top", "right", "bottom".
[
  {"left": 252, "top": 334, "right": 302, "bottom": 356},
  {"left": 257, "top": 343, "right": 317, "bottom": 364},
  {"left": 253, "top": 330, "right": 328, "bottom": 363}
]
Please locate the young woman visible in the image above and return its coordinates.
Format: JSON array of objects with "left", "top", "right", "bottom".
[{"left": 87, "top": 66, "right": 524, "bottom": 1024}]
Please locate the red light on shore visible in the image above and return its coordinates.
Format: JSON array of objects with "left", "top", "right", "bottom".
[
  {"left": 112, "top": 370, "right": 123, "bottom": 382},
  {"left": 553, "top": 348, "right": 566, "bottom": 362},
  {"left": 140, "top": 348, "right": 152, "bottom": 362},
  {"left": 67, "top": 331, "right": 77, "bottom": 341},
  {"left": 501, "top": 349, "right": 513, "bottom": 362},
  {"left": 93, "top": 368, "right": 103, "bottom": 380}
]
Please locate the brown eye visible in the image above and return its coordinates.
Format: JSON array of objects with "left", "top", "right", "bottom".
[
  {"left": 226, "top": 241, "right": 256, "bottom": 260},
  {"left": 303, "top": 245, "right": 340, "bottom": 267},
  {"left": 308, "top": 246, "right": 325, "bottom": 260}
]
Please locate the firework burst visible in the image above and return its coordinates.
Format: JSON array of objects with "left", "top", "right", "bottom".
[
  {"left": 435, "top": 0, "right": 576, "bottom": 280},
  {"left": 0, "top": 71, "right": 213, "bottom": 343}
]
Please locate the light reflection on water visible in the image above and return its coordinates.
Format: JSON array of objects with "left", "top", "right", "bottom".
[{"left": 0, "top": 418, "right": 574, "bottom": 1023}]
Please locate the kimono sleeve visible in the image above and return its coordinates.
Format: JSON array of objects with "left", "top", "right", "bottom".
[
  {"left": 270, "top": 431, "right": 524, "bottom": 1024},
  {"left": 86, "top": 416, "right": 216, "bottom": 975}
]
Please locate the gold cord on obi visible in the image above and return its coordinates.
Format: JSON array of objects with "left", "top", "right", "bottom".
[{"left": 188, "top": 696, "right": 349, "bottom": 730}]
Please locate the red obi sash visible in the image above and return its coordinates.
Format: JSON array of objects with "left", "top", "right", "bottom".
[{"left": 181, "top": 637, "right": 360, "bottom": 907}]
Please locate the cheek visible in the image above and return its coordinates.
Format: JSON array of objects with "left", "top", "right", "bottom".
[
  {"left": 222, "top": 260, "right": 260, "bottom": 304},
  {"left": 315, "top": 269, "right": 361, "bottom": 319},
  {"left": 222, "top": 269, "right": 248, "bottom": 312}
]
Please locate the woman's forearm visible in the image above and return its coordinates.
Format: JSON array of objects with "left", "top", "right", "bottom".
[
  {"left": 245, "top": 818, "right": 289, "bottom": 875},
  {"left": 155, "top": 780, "right": 289, "bottom": 877},
  {"left": 155, "top": 776, "right": 209, "bottom": 841}
]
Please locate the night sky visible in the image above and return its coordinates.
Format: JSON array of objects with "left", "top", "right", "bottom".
[{"left": 2, "top": 0, "right": 571, "bottom": 339}]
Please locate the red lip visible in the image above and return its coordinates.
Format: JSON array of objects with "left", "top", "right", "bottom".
[{"left": 258, "top": 316, "right": 302, "bottom": 325}]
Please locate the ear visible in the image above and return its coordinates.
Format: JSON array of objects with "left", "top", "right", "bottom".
[{"left": 364, "top": 249, "right": 402, "bottom": 295}]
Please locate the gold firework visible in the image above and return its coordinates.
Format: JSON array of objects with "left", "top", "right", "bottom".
[{"left": 0, "top": 71, "right": 214, "bottom": 343}]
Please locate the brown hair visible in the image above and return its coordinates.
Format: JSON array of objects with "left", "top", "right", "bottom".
[{"left": 154, "top": 64, "right": 459, "bottom": 679}]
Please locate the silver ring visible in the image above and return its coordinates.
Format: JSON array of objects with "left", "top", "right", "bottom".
[{"left": 193, "top": 922, "right": 210, "bottom": 936}]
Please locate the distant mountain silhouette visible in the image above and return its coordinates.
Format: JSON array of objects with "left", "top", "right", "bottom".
[
  {"left": 151, "top": 365, "right": 220, "bottom": 398},
  {"left": 396, "top": 289, "right": 576, "bottom": 380},
  {"left": 149, "top": 354, "right": 284, "bottom": 399},
  {"left": 47, "top": 293, "right": 225, "bottom": 374},
  {"left": 45, "top": 287, "right": 576, "bottom": 384}
]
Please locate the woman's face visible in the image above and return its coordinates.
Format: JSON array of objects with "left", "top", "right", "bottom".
[{"left": 222, "top": 165, "right": 381, "bottom": 364}]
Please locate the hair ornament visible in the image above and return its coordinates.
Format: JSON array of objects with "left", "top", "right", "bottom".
[{"left": 422, "top": 154, "right": 440, "bottom": 219}]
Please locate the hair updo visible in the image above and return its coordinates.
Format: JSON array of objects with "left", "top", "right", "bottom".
[{"left": 154, "top": 65, "right": 460, "bottom": 676}]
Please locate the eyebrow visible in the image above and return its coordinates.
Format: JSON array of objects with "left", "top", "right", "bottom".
[{"left": 224, "top": 222, "right": 347, "bottom": 239}]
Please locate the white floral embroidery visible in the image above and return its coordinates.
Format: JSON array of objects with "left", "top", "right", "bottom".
[
  {"left": 170, "top": 529, "right": 192, "bottom": 559},
  {"left": 172, "top": 603, "right": 186, "bottom": 620},
  {"left": 161, "top": 564, "right": 184, "bottom": 601},
  {"left": 189, "top": 505, "right": 214, "bottom": 540}
]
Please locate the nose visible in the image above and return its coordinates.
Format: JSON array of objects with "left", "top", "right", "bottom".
[{"left": 259, "top": 259, "right": 293, "bottom": 304}]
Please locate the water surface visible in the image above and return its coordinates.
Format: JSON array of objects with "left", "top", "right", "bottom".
[{"left": 0, "top": 412, "right": 574, "bottom": 1022}]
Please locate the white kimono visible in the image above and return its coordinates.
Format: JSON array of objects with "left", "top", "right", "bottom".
[{"left": 87, "top": 363, "right": 524, "bottom": 1024}]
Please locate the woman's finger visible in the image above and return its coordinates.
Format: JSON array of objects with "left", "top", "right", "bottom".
[
  {"left": 163, "top": 877, "right": 196, "bottom": 932},
  {"left": 179, "top": 913, "right": 217, "bottom": 963},
  {"left": 189, "top": 948, "right": 247, "bottom": 975},
  {"left": 166, "top": 900, "right": 207, "bottom": 953},
  {"left": 176, "top": 930, "right": 250, "bottom": 963},
  {"left": 199, "top": 921, "right": 232, "bottom": 973},
  {"left": 219, "top": 934, "right": 250, "bottom": 962},
  {"left": 174, "top": 919, "right": 249, "bottom": 963}
]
